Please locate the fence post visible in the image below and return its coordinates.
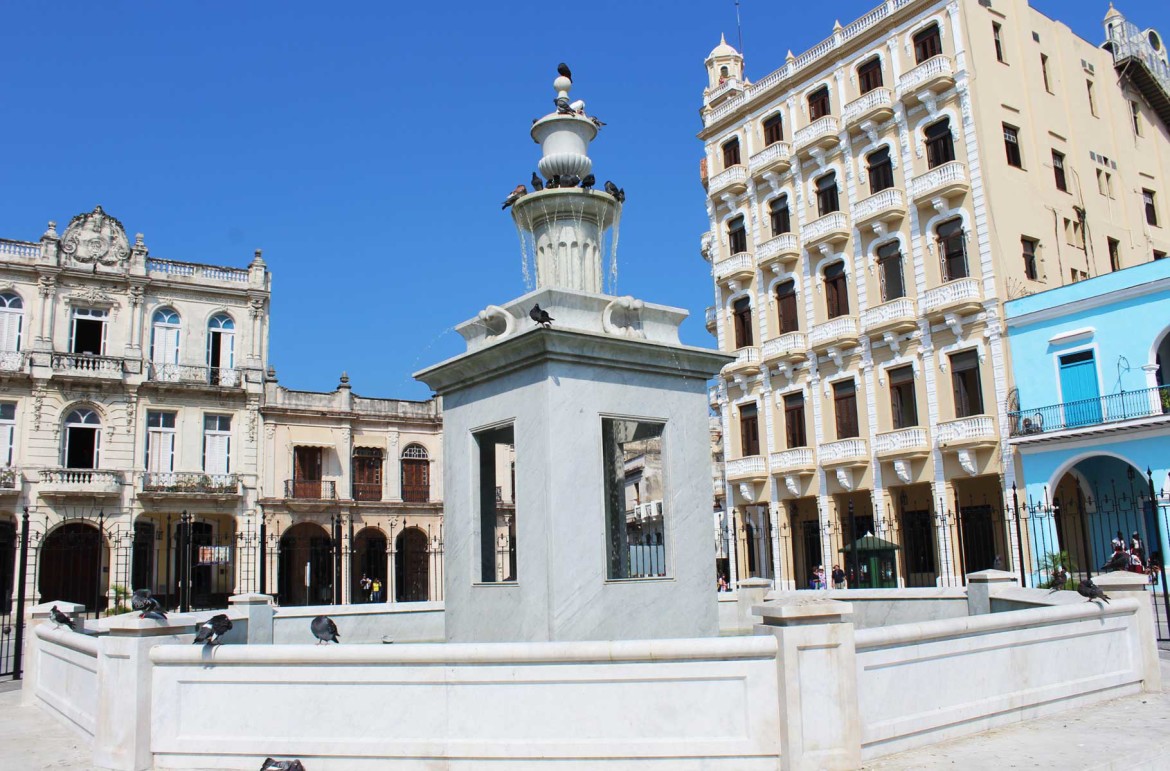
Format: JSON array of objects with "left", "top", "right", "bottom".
[
  {"left": 1148, "top": 468, "right": 1170, "bottom": 641},
  {"left": 1011, "top": 484, "right": 1026, "bottom": 587},
  {"left": 258, "top": 517, "right": 267, "bottom": 596},
  {"left": 11, "top": 507, "right": 30, "bottom": 680}
]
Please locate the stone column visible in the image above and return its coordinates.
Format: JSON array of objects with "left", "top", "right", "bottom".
[
  {"left": 228, "top": 592, "right": 275, "bottom": 644},
  {"left": 22, "top": 601, "right": 86, "bottom": 707},
  {"left": 1094, "top": 571, "right": 1162, "bottom": 693},
  {"left": 754, "top": 597, "right": 860, "bottom": 771},
  {"left": 93, "top": 614, "right": 196, "bottom": 771},
  {"left": 965, "top": 568, "right": 1019, "bottom": 615}
]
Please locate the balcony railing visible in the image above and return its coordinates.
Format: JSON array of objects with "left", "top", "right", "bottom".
[
  {"left": 756, "top": 233, "right": 800, "bottom": 264},
  {"left": 713, "top": 251, "right": 754, "bottom": 281},
  {"left": 908, "top": 161, "right": 968, "bottom": 200},
  {"left": 726, "top": 455, "right": 767, "bottom": 479},
  {"left": 51, "top": 353, "right": 124, "bottom": 378},
  {"left": 860, "top": 297, "right": 917, "bottom": 333},
  {"left": 402, "top": 484, "right": 430, "bottom": 503},
  {"left": 761, "top": 331, "right": 807, "bottom": 361},
  {"left": 148, "top": 363, "right": 244, "bottom": 387},
  {"left": 809, "top": 316, "right": 859, "bottom": 348},
  {"left": 897, "top": 55, "right": 954, "bottom": 95},
  {"left": 146, "top": 258, "right": 250, "bottom": 283},
  {"left": 770, "top": 447, "right": 814, "bottom": 472},
  {"left": 803, "top": 211, "right": 848, "bottom": 243},
  {"left": 143, "top": 472, "right": 238, "bottom": 494},
  {"left": 39, "top": 468, "right": 123, "bottom": 493},
  {"left": 707, "top": 78, "right": 743, "bottom": 103},
  {"left": 818, "top": 438, "right": 868, "bottom": 465},
  {"left": 708, "top": 165, "right": 748, "bottom": 194},
  {"left": 852, "top": 188, "right": 905, "bottom": 222},
  {"left": 285, "top": 479, "right": 337, "bottom": 499},
  {"left": 874, "top": 427, "right": 929, "bottom": 455},
  {"left": 921, "top": 277, "right": 982, "bottom": 315},
  {"left": 727, "top": 346, "right": 760, "bottom": 372},
  {"left": 793, "top": 116, "right": 840, "bottom": 150},
  {"left": 352, "top": 482, "right": 383, "bottom": 501},
  {"left": 1009, "top": 385, "right": 1170, "bottom": 438},
  {"left": 705, "top": 306, "right": 718, "bottom": 329},
  {"left": 843, "top": 87, "right": 894, "bottom": 125},
  {"left": 748, "top": 142, "right": 792, "bottom": 172},
  {"left": 0, "top": 351, "right": 27, "bottom": 373},
  {"left": 936, "top": 416, "right": 997, "bottom": 446},
  {"left": 0, "top": 466, "right": 20, "bottom": 491},
  {"left": 0, "top": 239, "right": 39, "bottom": 259}
]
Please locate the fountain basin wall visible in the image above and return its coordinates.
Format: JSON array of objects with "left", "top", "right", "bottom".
[{"left": 272, "top": 601, "right": 444, "bottom": 644}]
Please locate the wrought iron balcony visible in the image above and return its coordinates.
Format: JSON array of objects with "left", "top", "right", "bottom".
[
  {"left": 0, "top": 351, "right": 28, "bottom": 375},
  {"left": 749, "top": 142, "right": 792, "bottom": 175},
  {"left": 142, "top": 472, "right": 239, "bottom": 497},
  {"left": 726, "top": 455, "right": 767, "bottom": 480},
  {"left": 352, "top": 482, "right": 383, "bottom": 501},
  {"left": 1008, "top": 385, "right": 1170, "bottom": 438},
  {"left": 708, "top": 165, "right": 748, "bottom": 196},
  {"left": 908, "top": 161, "right": 969, "bottom": 202},
  {"left": 148, "top": 363, "right": 244, "bottom": 388},
  {"left": 843, "top": 87, "right": 894, "bottom": 127},
  {"left": 38, "top": 468, "right": 123, "bottom": 496},
  {"left": 897, "top": 55, "right": 955, "bottom": 100},
  {"left": 51, "top": 353, "right": 124, "bottom": 379},
  {"left": 284, "top": 479, "right": 337, "bottom": 500}
]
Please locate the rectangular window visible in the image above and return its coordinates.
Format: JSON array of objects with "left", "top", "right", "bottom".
[
  {"left": 1070, "top": 268, "right": 1088, "bottom": 283},
  {"left": 824, "top": 261, "right": 849, "bottom": 318},
  {"left": 763, "top": 114, "right": 784, "bottom": 145},
  {"left": 857, "top": 57, "right": 883, "bottom": 93},
  {"left": 1108, "top": 237, "right": 1121, "bottom": 271},
  {"left": 924, "top": 119, "right": 955, "bottom": 168},
  {"left": 1063, "top": 218, "right": 1084, "bottom": 249},
  {"left": 937, "top": 219, "right": 969, "bottom": 281},
  {"left": 993, "top": 22, "right": 1005, "bottom": 63},
  {"left": 71, "top": 308, "right": 108, "bottom": 356},
  {"left": 1086, "top": 80, "right": 1097, "bottom": 116},
  {"left": 0, "top": 402, "right": 14, "bottom": 468},
  {"left": 867, "top": 147, "right": 894, "bottom": 193},
  {"left": 1155, "top": 250, "right": 1167, "bottom": 261},
  {"left": 732, "top": 296, "right": 753, "bottom": 348},
  {"left": 816, "top": 173, "right": 839, "bottom": 216},
  {"left": 1144, "top": 189, "right": 1159, "bottom": 226},
  {"left": 808, "top": 86, "right": 831, "bottom": 120},
  {"left": 602, "top": 418, "right": 667, "bottom": 581},
  {"left": 739, "top": 404, "right": 760, "bottom": 456},
  {"left": 776, "top": 281, "right": 799, "bottom": 334},
  {"left": 889, "top": 365, "right": 919, "bottom": 429},
  {"left": 1130, "top": 100, "right": 1142, "bottom": 136},
  {"left": 1051, "top": 150, "right": 1067, "bottom": 192},
  {"left": 913, "top": 25, "right": 942, "bottom": 64},
  {"left": 833, "top": 380, "right": 860, "bottom": 440},
  {"left": 1022, "top": 237, "right": 1039, "bottom": 280},
  {"left": 1097, "top": 169, "right": 1113, "bottom": 197},
  {"left": 477, "top": 424, "right": 517, "bottom": 582},
  {"left": 784, "top": 393, "right": 807, "bottom": 448},
  {"left": 1003, "top": 124, "right": 1022, "bottom": 168},
  {"left": 950, "top": 350, "right": 984, "bottom": 418},
  {"left": 202, "top": 414, "right": 231, "bottom": 476},
  {"left": 728, "top": 216, "right": 747, "bottom": 254},
  {"left": 352, "top": 447, "right": 383, "bottom": 501},
  {"left": 1040, "top": 54, "right": 1052, "bottom": 92},
  {"left": 877, "top": 242, "right": 905, "bottom": 301},
  {"left": 769, "top": 196, "right": 791, "bottom": 236},
  {"left": 146, "top": 411, "right": 177, "bottom": 474},
  {"left": 722, "top": 138, "right": 741, "bottom": 168}
]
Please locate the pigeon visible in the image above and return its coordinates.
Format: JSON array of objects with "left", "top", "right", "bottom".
[
  {"left": 531, "top": 172, "right": 544, "bottom": 191},
  {"left": 590, "top": 115, "right": 607, "bottom": 128},
  {"left": 131, "top": 588, "right": 168, "bottom": 620},
  {"left": 1046, "top": 567, "right": 1069, "bottom": 593},
  {"left": 546, "top": 175, "right": 561, "bottom": 189},
  {"left": 311, "top": 615, "right": 340, "bottom": 644},
  {"left": 604, "top": 180, "right": 626, "bottom": 203},
  {"left": 529, "top": 304, "right": 553, "bottom": 328},
  {"left": 260, "top": 759, "right": 306, "bottom": 771},
  {"left": 50, "top": 605, "right": 75, "bottom": 630},
  {"left": 1077, "top": 577, "right": 1110, "bottom": 604},
  {"left": 555, "top": 96, "right": 573, "bottom": 115},
  {"left": 579, "top": 174, "right": 595, "bottom": 191},
  {"left": 557, "top": 62, "right": 572, "bottom": 82},
  {"left": 559, "top": 173, "right": 580, "bottom": 188},
  {"left": 570, "top": 99, "right": 585, "bottom": 114},
  {"left": 193, "top": 614, "right": 233, "bottom": 645},
  {"left": 501, "top": 184, "right": 527, "bottom": 210},
  {"left": 1101, "top": 550, "right": 1130, "bottom": 572}
]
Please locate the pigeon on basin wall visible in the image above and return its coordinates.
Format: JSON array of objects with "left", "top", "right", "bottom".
[
  {"left": 194, "top": 614, "right": 233, "bottom": 645},
  {"left": 311, "top": 615, "right": 340, "bottom": 644},
  {"left": 131, "top": 588, "right": 168, "bottom": 620},
  {"left": 604, "top": 180, "right": 626, "bottom": 203},
  {"left": 50, "top": 606, "right": 75, "bottom": 630},
  {"left": 260, "top": 758, "right": 306, "bottom": 771},
  {"left": 529, "top": 304, "right": 553, "bottom": 328},
  {"left": 1077, "top": 577, "right": 1110, "bottom": 604},
  {"left": 531, "top": 172, "right": 544, "bottom": 191},
  {"left": 501, "top": 184, "right": 527, "bottom": 210},
  {"left": 579, "top": 174, "right": 595, "bottom": 191}
]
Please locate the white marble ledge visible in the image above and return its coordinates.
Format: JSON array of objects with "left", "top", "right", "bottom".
[{"left": 273, "top": 601, "right": 443, "bottom": 619}]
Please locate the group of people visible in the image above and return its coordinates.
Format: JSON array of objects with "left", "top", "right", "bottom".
[
  {"left": 358, "top": 574, "right": 384, "bottom": 603},
  {"left": 807, "top": 565, "right": 848, "bottom": 590},
  {"left": 1106, "top": 531, "right": 1162, "bottom": 584}
]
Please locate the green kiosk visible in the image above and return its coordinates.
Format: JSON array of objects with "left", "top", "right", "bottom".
[{"left": 839, "top": 533, "right": 900, "bottom": 589}]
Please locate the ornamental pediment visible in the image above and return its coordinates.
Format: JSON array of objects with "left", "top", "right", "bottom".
[{"left": 60, "top": 205, "right": 130, "bottom": 267}]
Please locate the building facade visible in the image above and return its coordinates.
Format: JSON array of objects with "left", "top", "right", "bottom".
[
  {"left": 0, "top": 206, "right": 443, "bottom": 615},
  {"left": 700, "top": 1, "right": 1170, "bottom": 589}
]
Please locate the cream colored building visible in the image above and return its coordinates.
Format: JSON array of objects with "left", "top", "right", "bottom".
[{"left": 700, "top": 1, "right": 1170, "bottom": 588}]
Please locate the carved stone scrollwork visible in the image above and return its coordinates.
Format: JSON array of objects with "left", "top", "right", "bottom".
[
  {"left": 784, "top": 475, "right": 800, "bottom": 497},
  {"left": 957, "top": 449, "right": 978, "bottom": 476},
  {"left": 893, "top": 459, "right": 912, "bottom": 484},
  {"left": 38, "top": 276, "right": 57, "bottom": 299},
  {"left": 835, "top": 467, "right": 855, "bottom": 492},
  {"left": 60, "top": 206, "right": 131, "bottom": 266},
  {"left": 738, "top": 482, "right": 757, "bottom": 504}
]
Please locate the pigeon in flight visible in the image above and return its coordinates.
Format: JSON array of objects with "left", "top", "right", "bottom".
[
  {"left": 1077, "top": 577, "right": 1110, "bottom": 604},
  {"left": 529, "top": 304, "right": 553, "bottom": 328},
  {"left": 260, "top": 759, "right": 306, "bottom": 771},
  {"left": 579, "top": 174, "right": 595, "bottom": 191},
  {"left": 193, "top": 614, "right": 233, "bottom": 646},
  {"left": 311, "top": 615, "right": 340, "bottom": 644},
  {"left": 501, "top": 184, "right": 527, "bottom": 210},
  {"left": 604, "top": 180, "right": 626, "bottom": 203},
  {"left": 1100, "top": 550, "right": 1130, "bottom": 572},
  {"left": 531, "top": 172, "right": 544, "bottom": 191},
  {"left": 557, "top": 62, "right": 572, "bottom": 82},
  {"left": 50, "top": 605, "right": 75, "bottom": 630},
  {"left": 131, "top": 588, "right": 168, "bottom": 620}
]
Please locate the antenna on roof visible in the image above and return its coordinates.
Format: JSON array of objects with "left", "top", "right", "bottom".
[{"left": 735, "top": 0, "right": 744, "bottom": 58}]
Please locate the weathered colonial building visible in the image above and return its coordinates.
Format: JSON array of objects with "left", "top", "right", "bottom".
[{"left": 700, "top": 1, "right": 1170, "bottom": 588}]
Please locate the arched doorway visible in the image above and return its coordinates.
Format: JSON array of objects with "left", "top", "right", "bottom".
[
  {"left": 351, "top": 527, "right": 387, "bottom": 603},
  {"left": 278, "top": 522, "right": 333, "bottom": 606},
  {"left": 38, "top": 522, "right": 105, "bottom": 612},
  {"left": 395, "top": 527, "right": 429, "bottom": 602}
]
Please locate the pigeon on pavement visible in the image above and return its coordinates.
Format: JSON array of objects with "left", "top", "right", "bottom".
[
  {"left": 311, "top": 615, "right": 340, "bottom": 644},
  {"left": 1077, "top": 577, "right": 1110, "bottom": 603},
  {"left": 193, "top": 614, "right": 233, "bottom": 645}
]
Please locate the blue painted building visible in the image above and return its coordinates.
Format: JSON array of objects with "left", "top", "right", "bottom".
[{"left": 1004, "top": 259, "right": 1170, "bottom": 579}]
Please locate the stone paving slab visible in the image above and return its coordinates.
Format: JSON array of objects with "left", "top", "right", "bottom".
[
  {"left": 863, "top": 660, "right": 1170, "bottom": 771},
  {"left": 0, "top": 685, "right": 90, "bottom": 770}
]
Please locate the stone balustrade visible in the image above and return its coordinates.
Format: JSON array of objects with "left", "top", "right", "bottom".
[
  {"left": 38, "top": 468, "right": 123, "bottom": 494},
  {"left": 874, "top": 427, "right": 929, "bottom": 455},
  {"left": 908, "top": 161, "right": 968, "bottom": 200},
  {"left": 148, "top": 362, "right": 243, "bottom": 387},
  {"left": 818, "top": 437, "right": 868, "bottom": 465},
  {"left": 803, "top": 210, "right": 848, "bottom": 244},
  {"left": 761, "top": 331, "right": 807, "bottom": 361},
  {"left": 146, "top": 258, "right": 250, "bottom": 284},
  {"left": 708, "top": 165, "right": 747, "bottom": 194},
  {"left": 935, "top": 415, "right": 997, "bottom": 445},
  {"left": 843, "top": 87, "right": 894, "bottom": 125},
  {"left": 50, "top": 354, "right": 124, "bottom": 378},
  {"left": 748, "top": 141, "right": 792, "bottom": 172},
  {"left": 770, "top": 447, "right": 814, "bottom": 472},
  {"left": 793, "top": 116, "right": 840, "bottom": 149},
  {"left": 860, "top": 297, "right": 917, "bottom": 333},
  {"left": 0, "top": 238, "right": 39, "bottom": 260},
  {"left": 809, "top": 315, "right": 859, "bottom": 348},
  {"left": 706, "top": 77, "right": 743, "bottom": 103},
  {"left": 726, "top": 454, "right": 767, "bottom": 479},
  {"left": 852, "top": 187, "right": 905, "bottom": 222},
  {"left": 897, "top": 54, "right": 954, "bottom": 95},
  {"left": 0, "top": 351, "right": 27, "bottom": 373},
  {"left": 756, "top": 233, "right": 800, "bottom": 264},
  {"left": 713, "top": 251, "right": 754, "bottom": 280},
  {"left": 705, "top": 306, "right": 717, "bottom": 328},
  {"left": 921, "top": 276, "right": 982, "bottom": 315}
]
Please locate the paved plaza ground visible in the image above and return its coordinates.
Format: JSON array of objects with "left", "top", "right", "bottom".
[{"left": 1, "top": 657, "right": 1168, "bottom": 770}]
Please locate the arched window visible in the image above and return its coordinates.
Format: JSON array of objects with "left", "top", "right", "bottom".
[
  {"left": 721, "top": 137, "right": 741, "bottom": 168},
  {"left": 913, "top": 23, "right": 942, "bottom": 64},
  {"left": 866, "top": 147, "right": 894, "bottom": 193},
  {"left": 815, "top": 172, "right": 839, "bottom": 216},
  {"left": 401, "top": 444, "right": 430, "bottom": 503},
  {"left": 719, "top": 65, "right": 729, "bottom": 79},
  {"left": 775, "top": 280, "right": 799, "bottom": 334},
  {"left": 150, "top": 308, "right": 181, "bottom": 380},
  {"left": 763, "top": 113, "right": 784, "bottom": 145},
  {"left": 64, "top": 408, "right": 101, "bottom": 469},
  {"left": 727, "top": 215, "right": 747, "bottom": 254},
  {"left": 0, "top": 293, "right": 24, "bottom": 355},
  {"left": 857, "top": 56, "right": 884, "bottom": 94},
  {"left": 936, "top": 218, "right": 968, "bottom": 281},
  {"left": 877, "top": 241, "right": 906, "bottom": 301},
  {"left": 924, "top": 118, "right": 955, "bottom": 168},
  {"left": 732, "top": 296, "right": 753, "bottom": 348},
  {"left": 824, "top": 261, "right": 849, "bottom": 318},
  {"left": 769, "top": 195, "right": 791, "bottom": 236},
  {"left": 207, "top": 314, "right": 237, "bottom": 386},
  {"left": 808, "top": 85, "right": 831, "bottom": 120}
]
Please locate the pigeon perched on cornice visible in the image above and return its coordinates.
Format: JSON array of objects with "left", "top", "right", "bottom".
[
  {"left": 50, "top": 605, "right": 75, "bottom": 630},
  {"left": 311, "top": 615, "right": 340, "bottom": 644},
  {"left": 131, "top": 588, "right": 167, "bottom": 620},
  {"left": 579, "top": 174, "right": 595, "bottom": 191},
  {"left": 531, "top": 172, "right": 544, "bottom": 191},
  {"left": 1077, "top": 577, "right": 1110, "bottom": 604},
  {"left": 604, "top": 180, "right": 626, "bottom": 203},
  {"left": 546, "top": 175, "right": 561, "bottom": 189},
  {"left": 555, "top": 96, "right": 574, "bottom": 114},
  {"left": 501, "top": 184, "right": 527, "bottom": 210},
  {"left": 529, "top": 304, "right": 553, "bottom": 328},
  {"left": 194, "top": 614, "right": 232, "bottom": 645},
  {"left": 559, "top": 173, "right": 580, "bottom": 188},
  {"left": 557, "top": 62, "right": 572, "bottom": 82}
]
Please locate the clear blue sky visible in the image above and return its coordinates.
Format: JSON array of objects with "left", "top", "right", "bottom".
[{"left": 0, "top": 1, "right": 1163, "bottom": 400}]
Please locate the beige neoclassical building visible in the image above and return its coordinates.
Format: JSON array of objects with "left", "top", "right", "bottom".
[{"left": 701, "top": 0, "right": 1170, "bottom": 589}]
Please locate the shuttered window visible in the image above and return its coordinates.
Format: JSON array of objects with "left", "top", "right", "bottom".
[
  {"left": 0, "top": 294, "right": 24, "bottom": 353},
  {"left": 784, "top": 393, "right": 806, "bottom": 448},
  {"left": 0, "top": 403, "right": 14, "bottom": 467},
  {"left": 833, "top": 380, "right": 860, "bottom": 439},
  {"left": 824, "top": 262, "right": 849, "bottom": 318},
  {"left": 203, "top": 414, "right": 231, "bottom": 475},
  {"left": 146, "top": 411, "right": 177, "bottom": 473},
  {"left": 775, "top": 280, "right": 799, "bottom": 334},
  {"left": 739, "top": 404, "right": 760, "bottom": 456},
  {"left": 950, "top": 350, "right": 984, "bottom": 418}
]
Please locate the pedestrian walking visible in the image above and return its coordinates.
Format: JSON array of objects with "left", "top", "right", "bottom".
[{"left": 831, "top": 564, "right": 846, "bottom": 589}]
